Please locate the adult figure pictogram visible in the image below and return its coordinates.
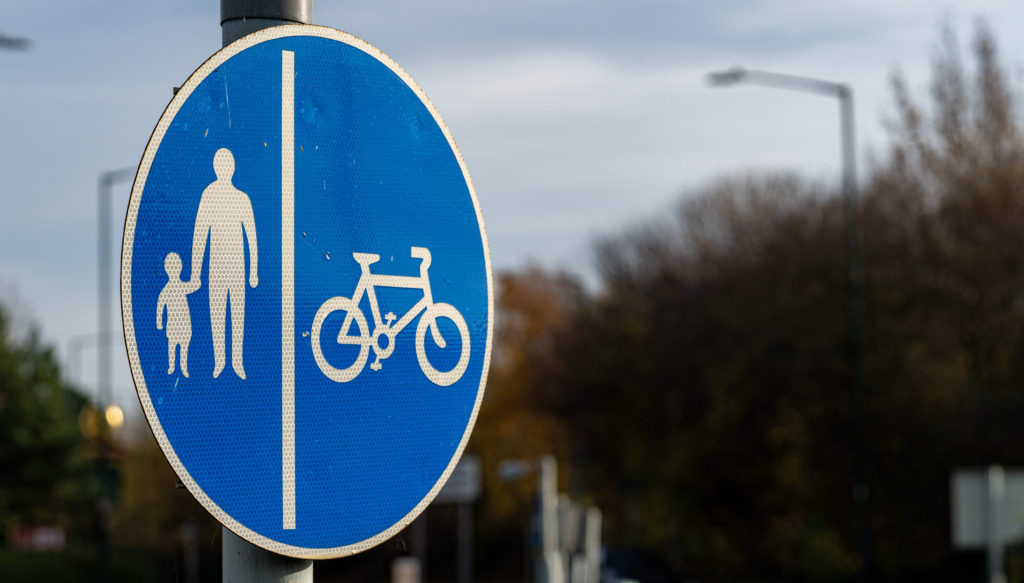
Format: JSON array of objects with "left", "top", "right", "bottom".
[{"left": 189, "top": 148, "right": 259, "bottom": 379}]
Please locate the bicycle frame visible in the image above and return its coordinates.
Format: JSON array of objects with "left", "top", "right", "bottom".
[
  {"left": 311, "top": 245, "right": 470, "bottom": 385},
  {"left": 338, "top": 247, "right": 439, "bottom": 345}
]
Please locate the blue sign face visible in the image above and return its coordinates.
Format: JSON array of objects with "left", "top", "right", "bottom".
[{"left": 122, "top": 26, "right": 492, "bottom": 558}]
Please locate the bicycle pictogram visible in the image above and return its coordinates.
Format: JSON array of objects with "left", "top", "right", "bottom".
[{"left": 311, "top": 246, "right": 470, "bottom": 386}]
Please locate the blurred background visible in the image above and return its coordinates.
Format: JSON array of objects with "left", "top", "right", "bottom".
[{"left": 6, "top": 1, "right": 1024, "bottom": 581}]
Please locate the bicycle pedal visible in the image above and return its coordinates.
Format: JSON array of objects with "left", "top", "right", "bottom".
[{"left": 370, "top": 361, "right": 382, "bottom": 371}]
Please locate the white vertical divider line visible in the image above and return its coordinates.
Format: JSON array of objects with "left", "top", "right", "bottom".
[{"left": 282, "top": 49, "right": 296, "bottom": 531}]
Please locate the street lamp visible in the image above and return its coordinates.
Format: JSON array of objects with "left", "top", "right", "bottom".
[
  {"left": 707, "top": 66, "right": 872, "bottom": 581},
  {"left": 0, "top": 33, "right": 31, "bottom": 51}
]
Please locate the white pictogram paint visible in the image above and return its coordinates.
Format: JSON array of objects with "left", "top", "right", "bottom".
[
  {"left": 281, "top": 49, "right": 296, "bottom": 531},
  {"left": 188, "top": 148, "right": 260, "bottom": 380},
  {"left": 152, "top": 48, "right": 470, "bottom": 536},
  {"left": 311, "top": 246, "right": 470, "bottom": 387},
  {"left": 156, "top": 252, "right": 192, "bottom": 377}
]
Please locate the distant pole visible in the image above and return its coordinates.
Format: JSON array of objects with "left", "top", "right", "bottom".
[
  {"left": 987, "top": 466, "right": 1007, "bottom": 583},
  {"left": 96, "top": 166, "right": 132, "bottom": 575},
  {"left": 839, "top": 84, "right": 875, "bottom": 583},
  {"left": 457, "top": 502, "right": 473, "bottom": 583},
  {"left": 707, "top": 67, "right": 874, "bottom": 581},
  {"left": 583, "top": 507, "right": 601, "bottom": 583},
  {"left": 218, "top": 2, "right": 313, "bottom": 581},
  {"left": 538, "top": 455, "right": 564, "bottom": 583},
  {"left": 98, "top": 168, "right": 134, "bottom": 418},
  {"left": 98, "top": 174, "right": 110, "bottom": 415},
  {"left": 411, "top": 513, "right": 428, "bottom": 579}
]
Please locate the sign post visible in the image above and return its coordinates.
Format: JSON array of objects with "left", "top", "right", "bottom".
[
  {"left": 122, "top": 11, "right": 492, "bottom": 577},
  {"left": 951, "top": 466, "right": 1024, "bottom": 583},
  {"left": 219, "top": 5, "right": 313, "bottom": 580}
]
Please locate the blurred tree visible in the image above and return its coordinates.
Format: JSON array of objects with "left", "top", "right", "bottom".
[
  {"left": 863, "top": 19, "right": 1024, "bottom": 577},
  {"left": 467, "top": 267, "right": 582, "bottom": 578},
  {"left": 544, "top": 174, "right": 856, "bottom": 581},
  {"left": 474, "top": 266, "right": 582, "bottom": 506},
  {"left": 109, "top": 429, "right": 220, "bottom": 580},
  {"left": 509, "top": 19, "right": 1024, "bottom": 583},
  {"left": 0, "top": 304, "right": 97, "bottom": 544}
]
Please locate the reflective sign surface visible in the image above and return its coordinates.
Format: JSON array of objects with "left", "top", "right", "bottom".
[{"left": 122, "top": 25, "right": 491, "bottom": 558}]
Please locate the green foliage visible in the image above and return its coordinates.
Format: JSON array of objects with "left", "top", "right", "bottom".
[
  {"left": 0, "top": 307, "right": 96, "bottom": 538},
  {"left": 110, "top": 428, "right": 221, "bottom": 559},
  {"left": 0, "top": 300, "right": 220, "bottom": 578},
  {"left": 0, "top": 547, "right": 172, "bottom": 583}
]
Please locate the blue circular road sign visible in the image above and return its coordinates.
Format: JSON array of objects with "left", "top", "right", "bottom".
[{"left": 122, "top": 26, "right": 492, "bottom": 558}]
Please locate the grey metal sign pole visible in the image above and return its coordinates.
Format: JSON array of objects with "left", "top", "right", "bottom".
[
  {"left": 987, "top": 466, "right": 1007, "bottom": 583},
  {"left": 219, "top": 1, "right": 313, "bottom": 581},
  {"left": 221, "top": 0, "right": 313, "bottom": 46}
]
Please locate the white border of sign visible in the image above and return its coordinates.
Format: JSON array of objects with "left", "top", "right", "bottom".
[{"left": 121, "top": 24, "right": 492, "bottom": 560}]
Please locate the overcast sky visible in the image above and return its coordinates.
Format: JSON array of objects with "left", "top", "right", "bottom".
[{"left": 3, "top": 1, "right": 1023, "bottom": 421}]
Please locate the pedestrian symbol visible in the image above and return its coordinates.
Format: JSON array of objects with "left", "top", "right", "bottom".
[
  {"left": 189, "top": 147, "right": 259, "bottom": 380},
  {"left": 156, "top": 252, "right": 192, "bottom": 377},
  {"left": 122, "top": 26, "right": 492, "bottom": 559}
]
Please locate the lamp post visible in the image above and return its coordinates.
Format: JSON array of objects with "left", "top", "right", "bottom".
[
  {"left": 98, "top": 168, "right": 135, "bottom": 420},
  {"left": 707, "top": 67, "right": 872, "bottom": 581},
  {"left": 95, "top": 167, "right": 134, "bottom": 567}
]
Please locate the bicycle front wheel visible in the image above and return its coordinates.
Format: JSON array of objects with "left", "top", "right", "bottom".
[
  {"left": 311, "top": 296, "right": 370, "bottom": 383},
  {"left": 415, "top": 302, "right": 470, "bottom": 387}
]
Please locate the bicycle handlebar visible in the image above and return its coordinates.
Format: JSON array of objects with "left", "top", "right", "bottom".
[{"left": 410, "top": 246, "right": 431, "bottom": 271}]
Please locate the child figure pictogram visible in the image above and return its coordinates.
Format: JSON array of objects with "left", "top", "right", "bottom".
[{"left": 157, "top": 252, "right": 194, "bottom": 377}]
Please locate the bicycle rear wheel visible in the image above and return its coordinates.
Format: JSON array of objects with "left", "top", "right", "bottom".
[{"left": 311, "top": 296, "right": 370, "bottom": 383}]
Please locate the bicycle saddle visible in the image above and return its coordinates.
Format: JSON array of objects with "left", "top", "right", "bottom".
[{"left": 352, "top": 252, "right": 380, "bottom": 265}]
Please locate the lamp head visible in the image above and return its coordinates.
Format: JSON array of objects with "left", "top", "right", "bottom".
[{"left": 706, "top": 67, "right": 747, "bottom": 87}]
